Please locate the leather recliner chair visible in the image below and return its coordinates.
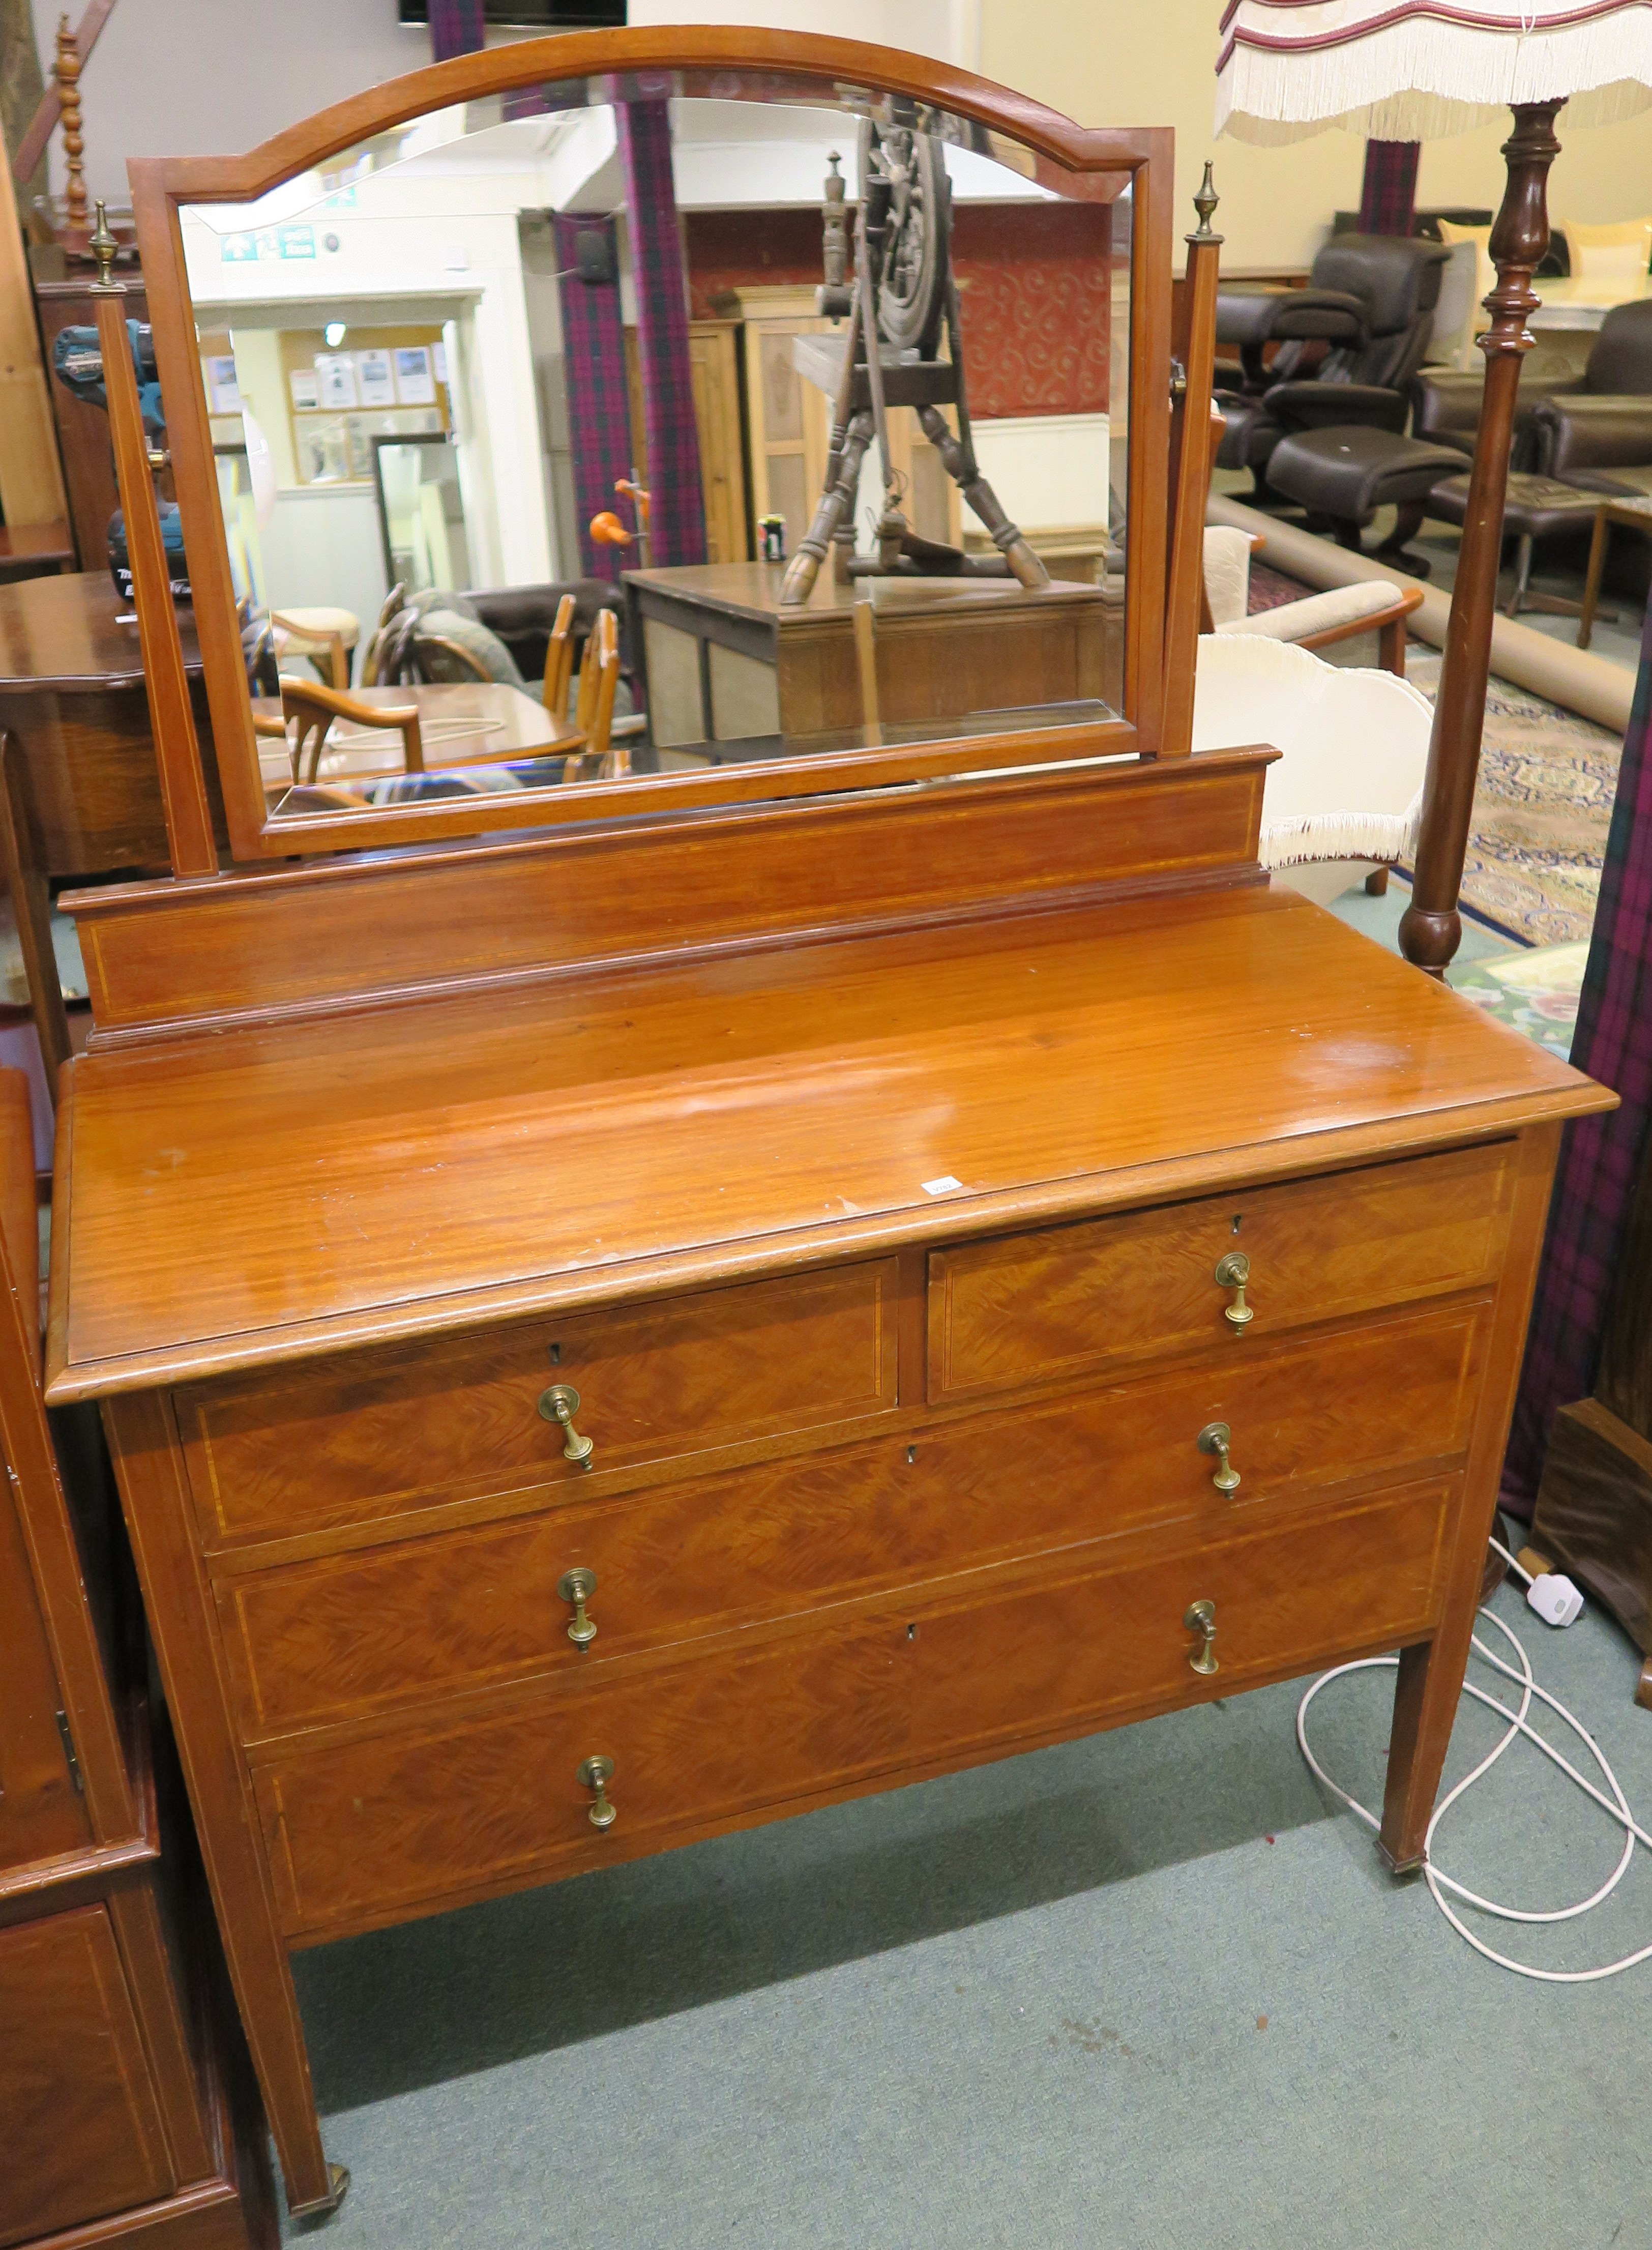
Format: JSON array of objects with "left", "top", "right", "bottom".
[
  {"left": 1528, "top": 299, "right": 1652, "bottom": 492},
  {"left": 1215, "top": 235, "right": 1452, "bottom": 492},
  {"left": 1411, "top": 299, "right": 1652, "bottom": 469}
]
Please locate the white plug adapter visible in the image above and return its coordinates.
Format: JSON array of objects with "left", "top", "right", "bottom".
[{"left": 1527, "top": 1572, "right": 1584, "bottom": 1628}]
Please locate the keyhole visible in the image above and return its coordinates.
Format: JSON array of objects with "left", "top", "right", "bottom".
[
  {"left": 548, "top": 1342, "right": 562, "bottom": 1364},
  {"left": 1231, "top": 1215, "right": 1243, "bottom": 1234},
  {"left": 907, "top": 1445, "right": 918, "bottom": 1464},
  {"left": 907, "top": 1622, "right": 918, "bottom": 1641}
]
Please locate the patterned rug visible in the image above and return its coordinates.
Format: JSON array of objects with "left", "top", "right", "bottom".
[
  {"left": 1241, "top": 565, "right": 1625, "bottom": 947},
  {"left": 1448, "top": 939, "right": 1587, "bottom": 1060},
  {"left": 1404, "top": 650, "right": 1622, "bottom": 947}
]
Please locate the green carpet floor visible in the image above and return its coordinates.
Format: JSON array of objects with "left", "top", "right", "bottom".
[{"left": 280, "top": 1573, "right": 1651, "bottom": 2247}]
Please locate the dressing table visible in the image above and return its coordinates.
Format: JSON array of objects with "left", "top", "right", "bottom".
[{"left": 41, "top": 28, "right": 1611, "bottom": 2220}]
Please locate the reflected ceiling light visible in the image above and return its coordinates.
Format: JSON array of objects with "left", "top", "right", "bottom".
[{"left": 324, "top": 322, "right": 347, "bottom": 347}]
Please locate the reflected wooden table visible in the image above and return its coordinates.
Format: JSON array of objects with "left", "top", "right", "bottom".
[{"left": 255, "top": 682, "right": 585, "bottom": 795}]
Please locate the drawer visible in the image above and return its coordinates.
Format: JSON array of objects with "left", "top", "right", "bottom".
[
  {"left": 254, "top": 1479, "right": 1453, "bottom": 1940},
  {"left": 221, "top": 1296, "right": 1488, "bottom": 1738},
  {"left": 178, "top": 1259, "right": 899, "bottom": 1544},
  {"left": 928, "top": 1141, "right": 1515, "bottom": 1404}
]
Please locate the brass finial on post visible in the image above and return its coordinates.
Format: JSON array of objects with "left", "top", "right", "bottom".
[
  {"left": 1192, "top": 161, "right": 1222, "bottom": 243},
  {"left": 89, "top": 199, "right": 117, "bottom": 289},
  {"left": 55, "top": 13, "right": 87, "bottom": 235}
]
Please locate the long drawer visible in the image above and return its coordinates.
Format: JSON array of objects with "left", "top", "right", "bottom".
[
  {"left": 219, "top": 1297, "right": 1488, "bottom": 1739},
  {"left": 253, "top": 1479, "right": 1453, "bottom": 1941},
  {"left": 928, "top": 1141, "right": 1515, "bottom": 1404},
  {"left": 177, "top": 1259, "right": 900, "bottom": 1545}
]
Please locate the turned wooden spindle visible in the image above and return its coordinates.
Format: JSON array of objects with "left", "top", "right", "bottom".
[
  {"left": 1399, "top": 101, "right": 1562, "bottom": 976},
  {"left": 54, "top": 13, "right": 87, "bottom": 236}
]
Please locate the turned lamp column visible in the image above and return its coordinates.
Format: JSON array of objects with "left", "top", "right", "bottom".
[{"left": 1399, "top": 102, "right": 1561, "bottom": 975}]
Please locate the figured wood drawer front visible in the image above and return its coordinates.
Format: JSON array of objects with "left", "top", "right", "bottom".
[
  {"left": 928, "top": 1142, "right": 1515, "bottom": 1404},
  {"left": 179, "top": 1260, "right": 898, "bottom": 1544},
  {"left": 221, "top": 1298, "right": 1487, "bottom": 1739},
  {"left": 255, "top": 1480, "right": 1452, "bottom": 1940}
]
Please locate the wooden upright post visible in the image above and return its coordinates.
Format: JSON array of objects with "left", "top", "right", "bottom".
[
  {"left": 0, "top": 125, "right": 69, "bottom": 530},
  {"left": 1161, "top": 164, "right": 1223, "bottom": 760},
  {"left": 1399, "top": 102, "right": 1562, "bottom": 975}
]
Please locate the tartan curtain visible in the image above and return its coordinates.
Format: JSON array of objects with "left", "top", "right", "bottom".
[
  {"left": 1358, "top": 140, "right": 1421, "bottom": 236},
  {"left": 427, "top": 0, "right": 486, "bottom": 63},
  {"left": 1502, "top": 597, "right": 1652, "bottom": 1513},
  {"left": 553, "top": 214, "right": 634, "bottom": 581},
  {"left": 617, "top": 100, "right": 707, "bottom": 569}
]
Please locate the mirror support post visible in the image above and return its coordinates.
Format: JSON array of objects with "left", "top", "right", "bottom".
[
  {"left": 94, "top": 269, "right": 218, "bottom": 877},
  {"left": 1160, "top": 167, "right": 1223, "bottom": 763}
]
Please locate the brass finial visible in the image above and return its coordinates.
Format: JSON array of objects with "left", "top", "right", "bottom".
[
  {"left": 1191, "top": 160, "right": 1222, "bottom": 243},
  {"left": 89, "top": 198, "right": 117, "bottom": 287}
]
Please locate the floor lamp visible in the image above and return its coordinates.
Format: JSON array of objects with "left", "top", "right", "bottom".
[{"left": 1216, "top": 0, "right": 1652, "bottom": 974}]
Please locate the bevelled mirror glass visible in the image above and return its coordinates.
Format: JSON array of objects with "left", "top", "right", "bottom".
[{"left": 152, "top": 50, "right": 1157, "bottom": 851}]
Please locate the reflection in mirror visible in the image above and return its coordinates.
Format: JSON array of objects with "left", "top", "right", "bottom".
[{"left": 183, "top": 83, "right": 1131, "bottom": 821}]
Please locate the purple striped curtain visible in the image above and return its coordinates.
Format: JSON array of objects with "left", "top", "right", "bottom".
[
  {"left": 1358, "top": 140, "right": 1420, "bottom": 236},
  {"left": 553, "top": 215, "right": 635, "bottom": 580},
  {"left": 617, "top": 100, "right": 707, "bottom": 569},
  {"left": 427, "top": 0, "right": 486, "bottom": 63},
  {"left": 1503, "top": 599, "right": 1652, "bottom": 1513}
]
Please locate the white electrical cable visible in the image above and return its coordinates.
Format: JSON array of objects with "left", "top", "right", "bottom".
[{"left": 1297, "top": 1538, "right": 1652, "bottom": 1981}]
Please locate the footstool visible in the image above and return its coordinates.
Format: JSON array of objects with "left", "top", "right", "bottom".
[
  {"left": 1424, "top": 473, "right": 1613, "bottom": 620},
  {"left": 1264, "top": 425, "right": 1466, "bottom": 566}
]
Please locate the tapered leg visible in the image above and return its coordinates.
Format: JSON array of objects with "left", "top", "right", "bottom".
[{"left": 1379, "top": 1122, "right": 1562, "bottom": 1868}]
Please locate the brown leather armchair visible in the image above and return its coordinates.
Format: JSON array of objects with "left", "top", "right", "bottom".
[{"left": 1414, "top": 299, "right": 1652, "bottom": 482}]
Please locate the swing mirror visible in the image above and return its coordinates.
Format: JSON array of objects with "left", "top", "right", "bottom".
[{"left": 136, "top": 32, "right": 1168, "bottom": 860}]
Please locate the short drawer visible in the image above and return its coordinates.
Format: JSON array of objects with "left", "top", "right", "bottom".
[
  {"left": 221, "top": 1296, "right": 1487, "bottom": 1738},
  {"left": 253, "top": 1479, "right": 1453, "bottom": 1941},
  {"left": 178, "top": 1259, "right": 899, "bottom": 1544},
  {"left": 928, "top": 1141, "right": 1515, "bottom": 1404}
]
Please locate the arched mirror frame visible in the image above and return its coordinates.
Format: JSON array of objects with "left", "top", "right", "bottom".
[{"left": 129, "top": 28, "right": 1173, "bottom": 863}]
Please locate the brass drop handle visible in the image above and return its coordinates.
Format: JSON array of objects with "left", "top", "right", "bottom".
[
  {"left": 539, "top": 1382, "right": 595, "bottom": 1470},
  {"left": 1184, "top": 1599, "right": 1219, "bottom": 1676},
  {"left": 557, "top": 1567, "right": 598, "bottom": 1649},
  {"left": 1197, "top": 1420, "right": 1241, "bottom": 1494},
  {"left": 1215, "top": 1251, "right": 1254, "bottom": 1333},
  {"left": 578, "top": 1754, "right": 616, "bottom": 1830}
]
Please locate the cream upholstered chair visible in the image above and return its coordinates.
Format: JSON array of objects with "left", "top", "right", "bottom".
[
  {"left": 1191, "top": 634, "right": 1432, "bottom": 905},
  {"left": 1202, "top": 525, "right": 1421, "bottom": 676},
  {"left": 1436, "top": 219, "right": 1495, "bottom": 365},
  {"left": 270, "top": 606, "right": 360, "bottom": 691},
  {"left": 1557, "top": 217, "right": 1652, "bottom": 285}
]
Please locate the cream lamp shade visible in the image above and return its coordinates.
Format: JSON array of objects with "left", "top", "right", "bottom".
[{"left": 1216, "top": 0, "right": 1652, "bottom": 142}]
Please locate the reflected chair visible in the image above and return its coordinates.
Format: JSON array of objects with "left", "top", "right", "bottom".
[
  {"left": 254, "top": 678, "right": 425, "bottom": 787},
  {"left": 541, "top": 593, "right": 577, "bottom": 719},
  {"left": 270, "top": 605, "right": 360, "bottom": 691},
  {"left": 563, "top": 609, "right": 621, "bottom": 780}
]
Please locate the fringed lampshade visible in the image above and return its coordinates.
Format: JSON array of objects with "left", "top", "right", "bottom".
[
  {"left": 1216, "top": 2, "right": 1652, "bottom": 972},
  {"left": 1217, "top": 0, "right": 1652, "bottom": 143}
]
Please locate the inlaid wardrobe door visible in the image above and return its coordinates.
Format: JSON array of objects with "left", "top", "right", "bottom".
[
  {"left": 0, "top": 1473, "right": 92, "bottom": 1872},
  {"left": 0, "top": 1907, "right": 174, "bottom": 2246}
]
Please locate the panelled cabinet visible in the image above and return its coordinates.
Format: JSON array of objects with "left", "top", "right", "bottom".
[{"left": 0, "top": 1070, "right": 275, "bottom": 2250}]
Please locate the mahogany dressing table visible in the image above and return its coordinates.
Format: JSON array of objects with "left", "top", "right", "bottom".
[{"left": 40, "top": 31, "right": 1612, "bottom": 2220}]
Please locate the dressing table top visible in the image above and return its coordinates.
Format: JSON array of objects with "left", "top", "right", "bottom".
[{"left": 47, "top": 883, "right": 1602, "bottom": 1404}]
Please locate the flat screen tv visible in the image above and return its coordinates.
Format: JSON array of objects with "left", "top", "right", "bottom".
[{"left": 397, "top": 2, "right": 625, "bottom": 24}]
